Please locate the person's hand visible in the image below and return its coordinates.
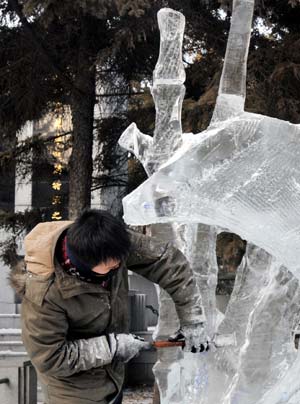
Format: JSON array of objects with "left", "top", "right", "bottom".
[
  {"left": 169, "top": 323, "right": 209, "bottom": 353},
  {"left": 109, "top": 333, "right": 151, "bottom": 363}
]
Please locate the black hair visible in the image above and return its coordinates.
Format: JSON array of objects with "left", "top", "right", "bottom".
[{"left": 67, "top": 209, "right": 131, "bottom": 268}]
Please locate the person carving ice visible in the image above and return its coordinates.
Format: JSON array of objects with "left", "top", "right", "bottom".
[{"left": 10, "top": 209, "right": 207, "bottom": 404}]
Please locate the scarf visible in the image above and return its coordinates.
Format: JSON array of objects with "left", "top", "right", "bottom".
[{"left": 56, "top": 232, "right": 110, "bottom": 288}]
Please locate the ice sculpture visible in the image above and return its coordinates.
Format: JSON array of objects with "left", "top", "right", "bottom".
[
  {"left": 257, "top": 348, "right": 300, "bottom": 404},
  {"left": 121, "top": 2, "right": 300, "bottom": 276},
  {"left": 121, "top": 9, "right": 189, "bottom": 403},
  {"left": 122, "top": 112, "right": 300, "bottom": 272},
  {"left": 119, "top": 2, "right": 300, "bottom": 403},
  {"left": 120, "top": 8, "right": 219, "bottom": 403}
]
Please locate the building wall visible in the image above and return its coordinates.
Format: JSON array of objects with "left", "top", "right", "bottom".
[{"left": 0, "top": 227, "right": 17, "bottom": 313}]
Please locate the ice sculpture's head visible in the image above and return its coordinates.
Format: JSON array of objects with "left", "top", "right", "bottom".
[{"left": 66, "top": 209, "right": 131, "bottom": 281}]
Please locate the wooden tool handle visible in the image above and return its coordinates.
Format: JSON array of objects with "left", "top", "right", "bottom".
[
  {"left": 153, "top": 341, "right": 184, "bottom": 348},
  {"left": 153, "top": 333, "right": 236, "bottom": 350}
]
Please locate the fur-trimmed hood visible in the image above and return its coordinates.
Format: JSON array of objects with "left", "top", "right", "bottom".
[
  {"left": 9, "top": 259, "right": 27, "bottom": 298},
  {"left": 9, "top": 221, "right": 72, "bottom": 297}
]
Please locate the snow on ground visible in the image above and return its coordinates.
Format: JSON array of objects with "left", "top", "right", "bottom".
[{"left": 123, "top": 386, "right": 153, "bottom": 404}]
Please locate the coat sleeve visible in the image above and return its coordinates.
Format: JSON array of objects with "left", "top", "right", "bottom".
[
  {"left": 21, "top": 293, "right": 114, "bottom": 378},
  {"left": 126, "top": 230, "right": 206, "bottom": 325}
]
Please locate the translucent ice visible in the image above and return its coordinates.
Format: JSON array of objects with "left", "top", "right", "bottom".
[
  {"left": 153, "top": 8, "right": 186, "bottom": 84},
  {"left": 178, "top": 223, "right": 219, "bottom": 336},
  {"left": 216, "top": 245, "right": 274, "bottom": 376},
  {"left": 150, "top": 223, "right": 180, "bottom": 341},
  {"left": 256, "top": 348, "right": 300, "bottom": 404},
  {"left": 119, "top": 2, "right": 300, "bottom": 403},
  {"left": 222, "top": 255, "right": 300, "bottom": 404},
  {"left": 120, "top": 9, "right": 222, "bottom": 403},
  {"left": 119, "top": 8, "right": 185, "bottom": 173},
  {"left": 122, "top": 108, "right": 300, "bottom": 275}
]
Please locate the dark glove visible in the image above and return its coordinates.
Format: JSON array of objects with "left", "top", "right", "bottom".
[
  {"left": 109, "top": 333, "right": 151, "bottom": 363},
  {"left": 169, "top": 323, "right": 210, "bottom": 353}
]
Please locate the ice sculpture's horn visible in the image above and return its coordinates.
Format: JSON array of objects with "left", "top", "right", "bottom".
[
  {"left": 212, "top": 0, "right": 255, "bottom": 121},
  {"left": 118, "top": 8, "right": 186, "bottom": 175},
  {"left": 219, "top": 0, "right": 254, "bottom": 98},
  {"left": 151, "top": 8, "right": 186, "bottom": 171},
  {"left": 119, "top": 8, "right": 185, "bottom": 176}
]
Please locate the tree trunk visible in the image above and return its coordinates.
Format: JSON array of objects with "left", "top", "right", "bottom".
[{"left": 68, "top": 16, "right": 96, "bottom": 220}]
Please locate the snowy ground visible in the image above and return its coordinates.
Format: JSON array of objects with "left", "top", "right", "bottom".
[{"left": 123, "top": 386, "right": 153, "bottom": 404}]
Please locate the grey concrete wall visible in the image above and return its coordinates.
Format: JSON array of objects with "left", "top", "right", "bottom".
[
  {"left": 129, "top": 273, "right": 159, "bottom": 327},
  {"left": 0, "top": 230, "right": 16, "bottom": 314},
  {"left": 0, "top": 366, "right": 18, "bottom": 404},
  {"left": 0, "top": 265, "right": 15, "bottom": 314}
]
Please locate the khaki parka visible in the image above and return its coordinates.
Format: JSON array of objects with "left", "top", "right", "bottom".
[{"left": 11, "top": 221, "right": 205, "bottom": 404}]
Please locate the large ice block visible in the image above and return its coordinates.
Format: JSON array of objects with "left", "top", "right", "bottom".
[
  {"left": 256, "top": 348, "right": 300, "bottom": 404},
  {"left": 119, "top": 1, "right": 300, "bottom": 402},
  {"left": 222, "top": 260, "right": 300, "bottom": 404},
  {"left": 216, "top": 244, "right": 273, "bottom": 376}
]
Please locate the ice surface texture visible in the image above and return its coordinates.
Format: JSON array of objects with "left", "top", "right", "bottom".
[
  {"left": 221, "top": 249, "right": 300, "bottom": 404},
  {"left": 123, "top": 112, "right": 300, "bottom": 273}
]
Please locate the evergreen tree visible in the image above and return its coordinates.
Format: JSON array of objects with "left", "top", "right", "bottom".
[{"left": 0, "top": 0, "right": 299, "bottom": 267}]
